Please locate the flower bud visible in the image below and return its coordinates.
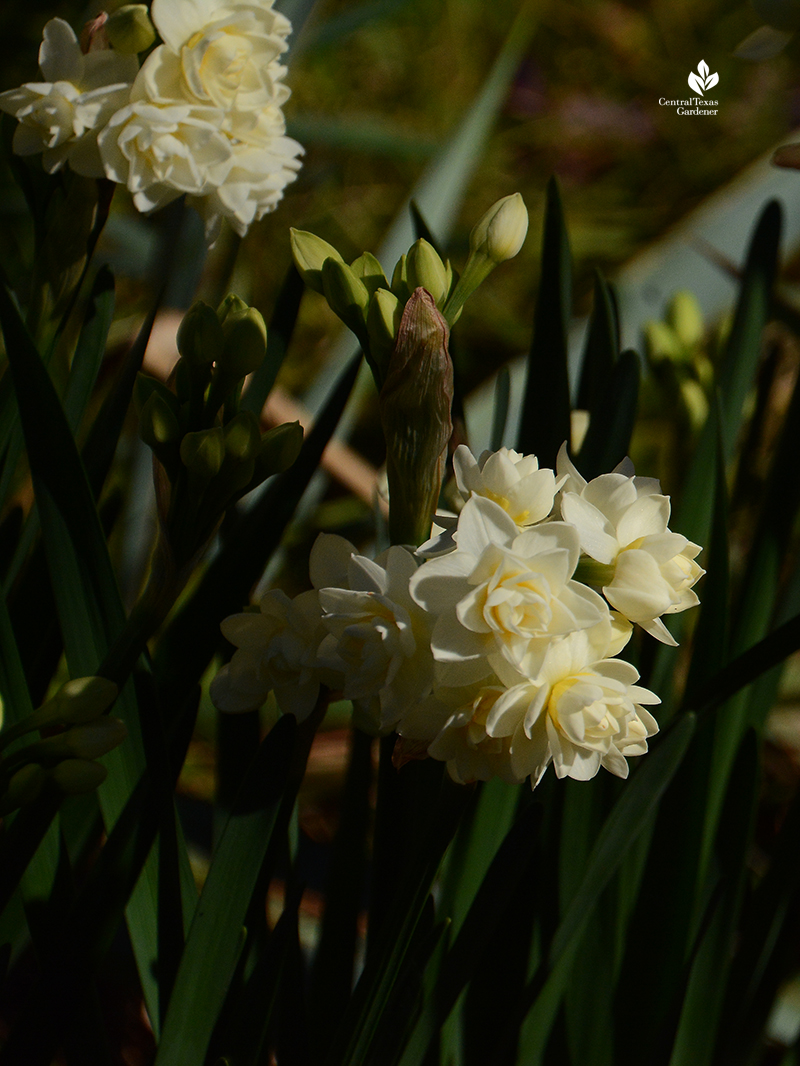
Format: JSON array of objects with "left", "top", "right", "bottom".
[
  {"left": 469, "top": 192, "right": 529, "bottom": 264},
  {"left": 50, "top": 759, "right": 108, "bottom": 796},
  {"left": 177, "top": 300, "right": 225, "bottom": 367},
  {"left": 0, "top": 764, "right": 46, "bottom": 815},
  {"left": 644, "top": 320, "right": 682, "bottom": 363},
  {"left": 379, "top": 288, "right": 454, "bottom": 545},
  {"left": 366, "top": 288, "right": 402, "bottom": 381},
  {"left": 217, "top": 293, "right": 249, "bottom": 324},
  {"left": 181, "top": 428, "right": 226, "bottom": 478},
  {"left": 65, "top": 718, "right": 127, "bottom": 761},
  {"left": 668, "top": 291, "right": 704, "bottom": 349},
  {"left": 290, "top": 229, "right": 345, "bottom": 295},
  {"left": 443, "top": 193, "right": 528, "bottom": 325},
  {"left": 321, "top": 259, "right": 370, "bottom": 339},
  {"left": 390, "top": 254, "right": 411, "bottom": 304},
  {"left": 140, "top": 391, "right": 181, "bottom": 449},
  {"left": 406, "top": 239, "right": 449, "bottom": 306},
  {"left": 224, "top": 411, "right": 262, "bottom": 463},
  {"left": 104, "top": 4, "right": 156, "bottom": 53},
  {"left": 253, "top": 421, "right": 304, "bottom": 482},
  {"left": 220, "top": 308, "right": 267, "bottom": 379},
  {"left": 349, "top": 252, "right": 388, "bottom": 296},
  {"left": 44, "top": 677, "right": 119, "bottom": 728}
]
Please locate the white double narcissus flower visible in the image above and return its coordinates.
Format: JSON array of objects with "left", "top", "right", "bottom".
[
  {"left": 557, "top": 445, "right": 704, "bottom": 645},
  {"left": 454, "top": 444, "right": 562, "bottom": 527},
  {"left": 0, "top": 18, "right": 138, "bottom": 177},
  {"left": 99, "top": 49, "right": 230, "bottom": 213},
  {"left": 98, "top": 0, "right": 303, "bottom": 239},
  {"left": 484, "top": 627, "right": 659, "bottom": 785},
  {"left": 311, "top": 534, "right": 435, "bottom": 736},
  {"left": 153, "top": 0, "right": 293, "bottom": 111},
  {"left": 210, "top": 588, "right": 329, "bottom": 720},
  {"left": 410, "top": 494, "right": 612, "bottom": 687}
]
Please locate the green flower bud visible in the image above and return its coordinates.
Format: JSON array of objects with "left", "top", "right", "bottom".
[
  {"left": 379, "top": 288, "right": 454, "bottom": 545},
  {"left": 50, "top": 759, "right": 108, "bottom": 796},
  {"left": 469, "top": 192, "right": 529, "bottom": 264},
  {"left": 104, "top": 4, "right": 156, "bottom": 53},
  {"left": 366, "top": 287, "right": 402, "bottom": 381},
  {"left": 220, "top": 308, "right": 268, "bottom": 380},
  {"left": 443, "top": 193, "right": 528, "bottom": 325},
  {"left": 217, "top": 293, "right": 249, "bottom": 324},
  {"left": 667, "top": 291, "right": 704, "bottom": 350},
  {"left": 44, "top": 677, "right": 119, "bottom": 728},
  {"left": 134, "top": 374, "right": 181, "bottom": 418},
  {"left": 140, "top": 391, "right": 181, "bottom": 449},
  {"left": 290, "top": 229, "right": 345, "bottom": 295},
  {"left": 391, "top": 254, "right": 410, "bottom": 304},
  {"left": 224, "top": 411, "right": 262, "bottom": 463},
  {"left": 406, "top": 239, "right": 449, "bottom": 306},
  {"left": 680, "top": 379, "right": 710, "bottom": 432},
  {"left": 321, "top": 259, "right": 370, "bottom": 339},
  {"left": 644, "top": 320, "right": 682, "bottom": 363},
  {"left": 349, "top": 252, "right": 388, "bottom": 296},
  {"left": 253, "top": 421, "right": 304, "bottom": 482},
  {"left": 0, "top": 764, "right": 45, "bottom": 815},
  {"left": 177, "top": 300, "right": 225, "bottom": 367},
  {"left": 181, "top": 428, "right": 226, "bottom": 478},
  {"left": 65, "top": 718, "right": 127, "bottom": 761}
]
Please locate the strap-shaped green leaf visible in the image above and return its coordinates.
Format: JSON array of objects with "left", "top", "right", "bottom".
[
  {"left": 575, "top": 348, "right": 639, "bottom": 480},
  {"left": 577, "top": 270, "right": 619, "bottom": 411},
  {"left": 154, "top": 715, "right": 296, "bottom": 1066},
  {"left": 517, "top": 177, "right": 572, "bottom": 466}
]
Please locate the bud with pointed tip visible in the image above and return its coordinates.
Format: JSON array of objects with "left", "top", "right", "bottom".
[
  {"left": 217, "top": 293, "right": 249, "bottom": 324},
  {"left": 177, "top": 300, "right": 225, "bottom": 367},
  {"left": 181, "top": 428, "right": 226, "bottom": 479},
  {"left": 290, "top": 229, "right": 345, "bottom": 294},
  {"left": 470, "top": 192, "right": 529, "bottom": 264},
  {"left": 220, "top": 308, "right": 267, "bottom": 379},
  {"left": 224, "top": 411, "right": 262, "bottom": 463},
  {"left": 50, "top": 759, "right": 108, "bottom": 796},
  {"left": 366, "top": 288, "right": 403, "bottom": 382},
  {"left": 253, "top": 421, "right": 304, "bottom": 483},
  {"left": 0, "top": 764, "right": 46, "bottom": 815},
  {"left": 65, "top": 717, "right": 127, "bottom": 760},
  {"left": 349, "top": 252, "right": 388, "bottom": 296},
  {"left": 444, "top": 193, "right": 528, "bottom": 324},
  {"left": 668, "top": 291, "right": 704, "bottom": 350},
  {"left": 321, "top": 259, "right": 370, "bottom": 341},
  {"left": 406, "top": 239, "right": 449, "bottom": 306},
  {"left": 104, "top": 4, "right": 156, "bottom": 53},
  {"left": 379, "top": 288, "right": 454, "bottom": 545},
  {"left": 45, "top": 677, "right": 119, "bottom": 728}
]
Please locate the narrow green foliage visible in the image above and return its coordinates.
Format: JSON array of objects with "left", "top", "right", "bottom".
[
  {"left": 575, "top": 348, "right": 639, "bottom": 479},
  {"left": 155, "top": 716, "right": 296, "bottom": 1066},
  {"left": 577, "top": 270, "right": 619, "bottom": 411},
  {"left": 517, "top": 177, "right": 572, "bottom": 466}
]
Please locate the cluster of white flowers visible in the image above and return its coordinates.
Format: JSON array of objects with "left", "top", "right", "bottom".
[
  {"left": 211, "top": 443, "right": 704, "bottom": 788},
  {"left": 0, "top": 0, "right": 303, "bottom": 241}
]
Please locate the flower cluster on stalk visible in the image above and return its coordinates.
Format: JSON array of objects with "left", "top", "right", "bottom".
[
  {"left": 0, "top": 0, "right": 303, "bottom": 241},
  {"left": 211, "top": 443, "right": 704, "bottom": 789}
]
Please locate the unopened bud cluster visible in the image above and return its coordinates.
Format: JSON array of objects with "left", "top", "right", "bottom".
[
  {"left": 137, "top": 295, "right": 303, "bottom": 569},
  {"left": 0, "top": 677, "right": 122, "bottom": 815},
  {"left": 290, "top": 192, "right": 527, "bottom": 385},
  {"left": 643, "top": 291, "right": 714, "bottom": 433},
  {"left": 291, "top": 195, "right": 527, "bottom": 544}
]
